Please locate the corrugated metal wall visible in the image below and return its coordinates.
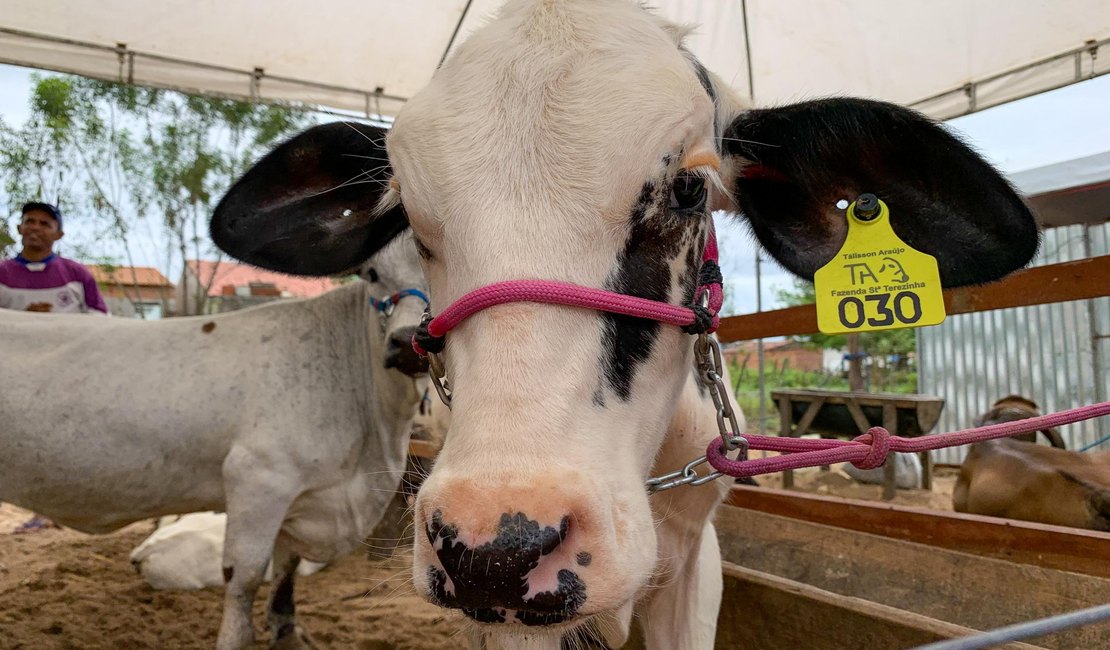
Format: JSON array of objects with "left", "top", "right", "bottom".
[{"left": 917, "top": 221, "right": 1110, "bottom": 464}]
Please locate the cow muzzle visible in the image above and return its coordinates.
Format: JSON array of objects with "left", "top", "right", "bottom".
[
  {"left": 425, "top": 510, "right": 584, "bottom": 625},
  {"left": 414, "top": 474, "right": 642, "bottom": 627},
  {"left": 384, "top": 325, "right": 429, "bottom": 376}
]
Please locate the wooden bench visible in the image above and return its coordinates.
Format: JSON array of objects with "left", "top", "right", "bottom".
[{"left": 771, "top": 388, "right": 944, "bottom": 499}]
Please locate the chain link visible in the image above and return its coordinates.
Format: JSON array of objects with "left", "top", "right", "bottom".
[
  {"left": 646, "top": 334, "right": 749, "bottom": 493},
  {"left": 694, "top": 333, "right": 744, "bottom": 452}
]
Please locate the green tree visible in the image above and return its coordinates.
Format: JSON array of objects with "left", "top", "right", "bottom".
[
  {"left": 122, "top": 93, "right": 311, "bottom": 313},
  {"left": 0, "top": 220, "right": 13, "bottom": 257},
  {"left": 0, "top": 74, "right": 312, "bottom": 315},
  {"left": 775, "top": 278, "right": 917, "bottom": 392}
]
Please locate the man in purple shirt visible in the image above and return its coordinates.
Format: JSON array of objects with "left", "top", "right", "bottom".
[
  {"left": 1, "top": 202, "right": 107, "bottom": 533},
  {"left": 0, "top": 202, "right": 108, "bottom": 315}
]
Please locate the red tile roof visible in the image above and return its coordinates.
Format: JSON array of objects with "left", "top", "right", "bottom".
[
  {"left": 91, "top": 265, "right": 174, "bottom": 287},
  {"left": 186, "top": 260, "right": 340, "bottom": 298}
]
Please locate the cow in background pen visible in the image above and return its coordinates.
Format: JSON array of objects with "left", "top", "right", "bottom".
[{"left": 955, "top": 395, "right": 1110, "bottom": 531}]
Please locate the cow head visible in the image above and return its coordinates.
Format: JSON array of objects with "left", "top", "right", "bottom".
[
  {"left": 360, "top": 239, "right": 430, "bottom": 377},
  {"left": 974, "top": 395, "right": 1066, "bottom": 448},
  {"left": 212, "top": 0, "right": 1038, "bottom": 635}
]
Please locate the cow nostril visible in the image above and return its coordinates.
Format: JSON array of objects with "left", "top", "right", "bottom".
[
  {"left": 538, "top": 516, "right": 571, "bottom": 555},
  {"left": 426, "top": 509, "right": 452, "bottom": 545},
  {"left": 384, "top": 328, "right": 429, "bottom": 376},
  {"left": 426, "top": 510, "right": 441, "bottom": 544},
  {"left": 389, "top": 326, "right": 418, "bottom": 349}
]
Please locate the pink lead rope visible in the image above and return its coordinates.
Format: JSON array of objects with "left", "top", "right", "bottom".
[{"left": 705, "top": 401, "right": 1110, "bottom": 479}]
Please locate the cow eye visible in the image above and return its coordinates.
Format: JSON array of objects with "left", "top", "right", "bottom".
[{"left": 669, "top": 173, "right": 707, "bottom": 212}]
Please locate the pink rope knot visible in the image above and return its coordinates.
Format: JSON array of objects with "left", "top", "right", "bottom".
[
  {"left": 703, "top": 402, "right": 1110, "bottom": 481},
  {"left": 850, "top": 426, "right": 892, "bottom": 469}
]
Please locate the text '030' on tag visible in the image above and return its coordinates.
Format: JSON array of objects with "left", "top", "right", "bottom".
[{"left": 814, "top": 195, "right": 946, "bottom": 335}]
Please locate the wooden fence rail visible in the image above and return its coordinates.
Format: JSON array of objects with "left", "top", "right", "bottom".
[
  {"left": 727, "top": 485, "right": 1110, "bottom": 580},
  {"left": 716, "top": 254, "right": 1110, "bottom": 343}
]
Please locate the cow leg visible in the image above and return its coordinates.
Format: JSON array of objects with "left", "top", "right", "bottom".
[
  {"left": 217, "top": 465, "right": 299, "bottom": 650},
  {"left": 638, "top": 519, "right": 722, "bottom": 650},
  {"left": 267, "top": 540, "right": 312, "bottom": 649}
]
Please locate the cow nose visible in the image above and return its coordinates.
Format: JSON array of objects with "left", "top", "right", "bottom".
[
  {"left": 425, "top": 510, "right": 585, "bottom": 625},
  {"left": 384, "top": 326, "right": 428, "bottom": 376}
]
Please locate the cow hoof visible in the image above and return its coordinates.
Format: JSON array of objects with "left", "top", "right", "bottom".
[{"left": 270, "top": 624, "right": 316, "bottom": 650}]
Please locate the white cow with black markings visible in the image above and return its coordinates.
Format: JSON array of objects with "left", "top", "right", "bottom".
[
  {"left": 0, "top": 240, "right": 429, "bottom": 648},
  {"left": 210, "top": 1, "right": 1040, "bottom": 647}
]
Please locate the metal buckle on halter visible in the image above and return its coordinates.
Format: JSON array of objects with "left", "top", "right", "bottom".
[
  {"left": 428, "top": 351, "right": 452, "bottom": 408},
  {"left": 372, "top": 288, "right": 431, "bottom": 318}
]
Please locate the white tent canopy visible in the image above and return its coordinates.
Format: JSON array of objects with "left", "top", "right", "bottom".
[{"left": 0, "top": 0, "right": 1108, "bottom": 120}]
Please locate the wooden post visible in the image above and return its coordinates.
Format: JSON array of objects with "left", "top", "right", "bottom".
[
  {"left": 882, "top": 403, "right": 898, "bottom": 500},
  {"left": 848, "top": 333, "right": 864, "bottom": 391},
  {"left": 780, "top": 395, "right": 794, "bottom": 488}
]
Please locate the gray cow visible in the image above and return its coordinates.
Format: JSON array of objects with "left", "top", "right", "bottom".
[{"left": 0, "top": 240, "right": 429, "bottom": 648}]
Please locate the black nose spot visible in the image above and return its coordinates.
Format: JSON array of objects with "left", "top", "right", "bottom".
[
  {"left": 576, "top": 552, "right": 592, "bottom": 567},
  {"left": 426, "top": 512, "right": 584, "bottom": 621}
]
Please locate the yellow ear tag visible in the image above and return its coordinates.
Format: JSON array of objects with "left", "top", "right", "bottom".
[{"left": 814, "top": 195, "right": 946, "bottom": 335}]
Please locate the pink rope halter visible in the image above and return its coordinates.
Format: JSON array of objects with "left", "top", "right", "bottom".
[{"left": 411, "top": 224, "right": 724, "bottom": 356}]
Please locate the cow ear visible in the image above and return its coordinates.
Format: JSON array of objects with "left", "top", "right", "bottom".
[
  {"left": 211, "top": 121, "right": 407, "bottom": 276},
  {"left": 722, "top": 98, "right": 1039, "bottom": 288}
]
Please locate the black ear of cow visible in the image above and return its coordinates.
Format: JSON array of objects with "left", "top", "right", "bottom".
[
  {"left": 211, "top": 121, "right": 407, "bottom": 277},
  {"left": 723, "top": 98, "right": 1039, "bottom": 288}
]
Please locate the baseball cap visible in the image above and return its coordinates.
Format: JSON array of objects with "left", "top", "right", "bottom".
[{"left": 21, "top": 202, "right": 62, "bottom": 229}]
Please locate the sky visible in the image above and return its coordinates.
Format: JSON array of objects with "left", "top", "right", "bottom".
[
  {"left": 2, "top": 63, "right": 1109, "bottom": 313},
  {"left": 715, "top": 74, "right": 1110, "bottom": 314}
]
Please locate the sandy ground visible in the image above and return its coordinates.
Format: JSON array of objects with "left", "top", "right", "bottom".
[
  {"left": 0, "top": 503, "right": 466, "bottom": 649},
  {"left": 0, "top": 465, "right": 958, "bottom": 649},
  {"left": 754, "top": 461, "right": 960, "bottom": 512}
]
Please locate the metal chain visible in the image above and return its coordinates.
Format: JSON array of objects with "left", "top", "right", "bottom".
[
  {"left": 694, "top": 333, "right": 745, "bottom": 453},
  {"left": 646, "top": 334, "right": 748, "bottom": 493}
]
